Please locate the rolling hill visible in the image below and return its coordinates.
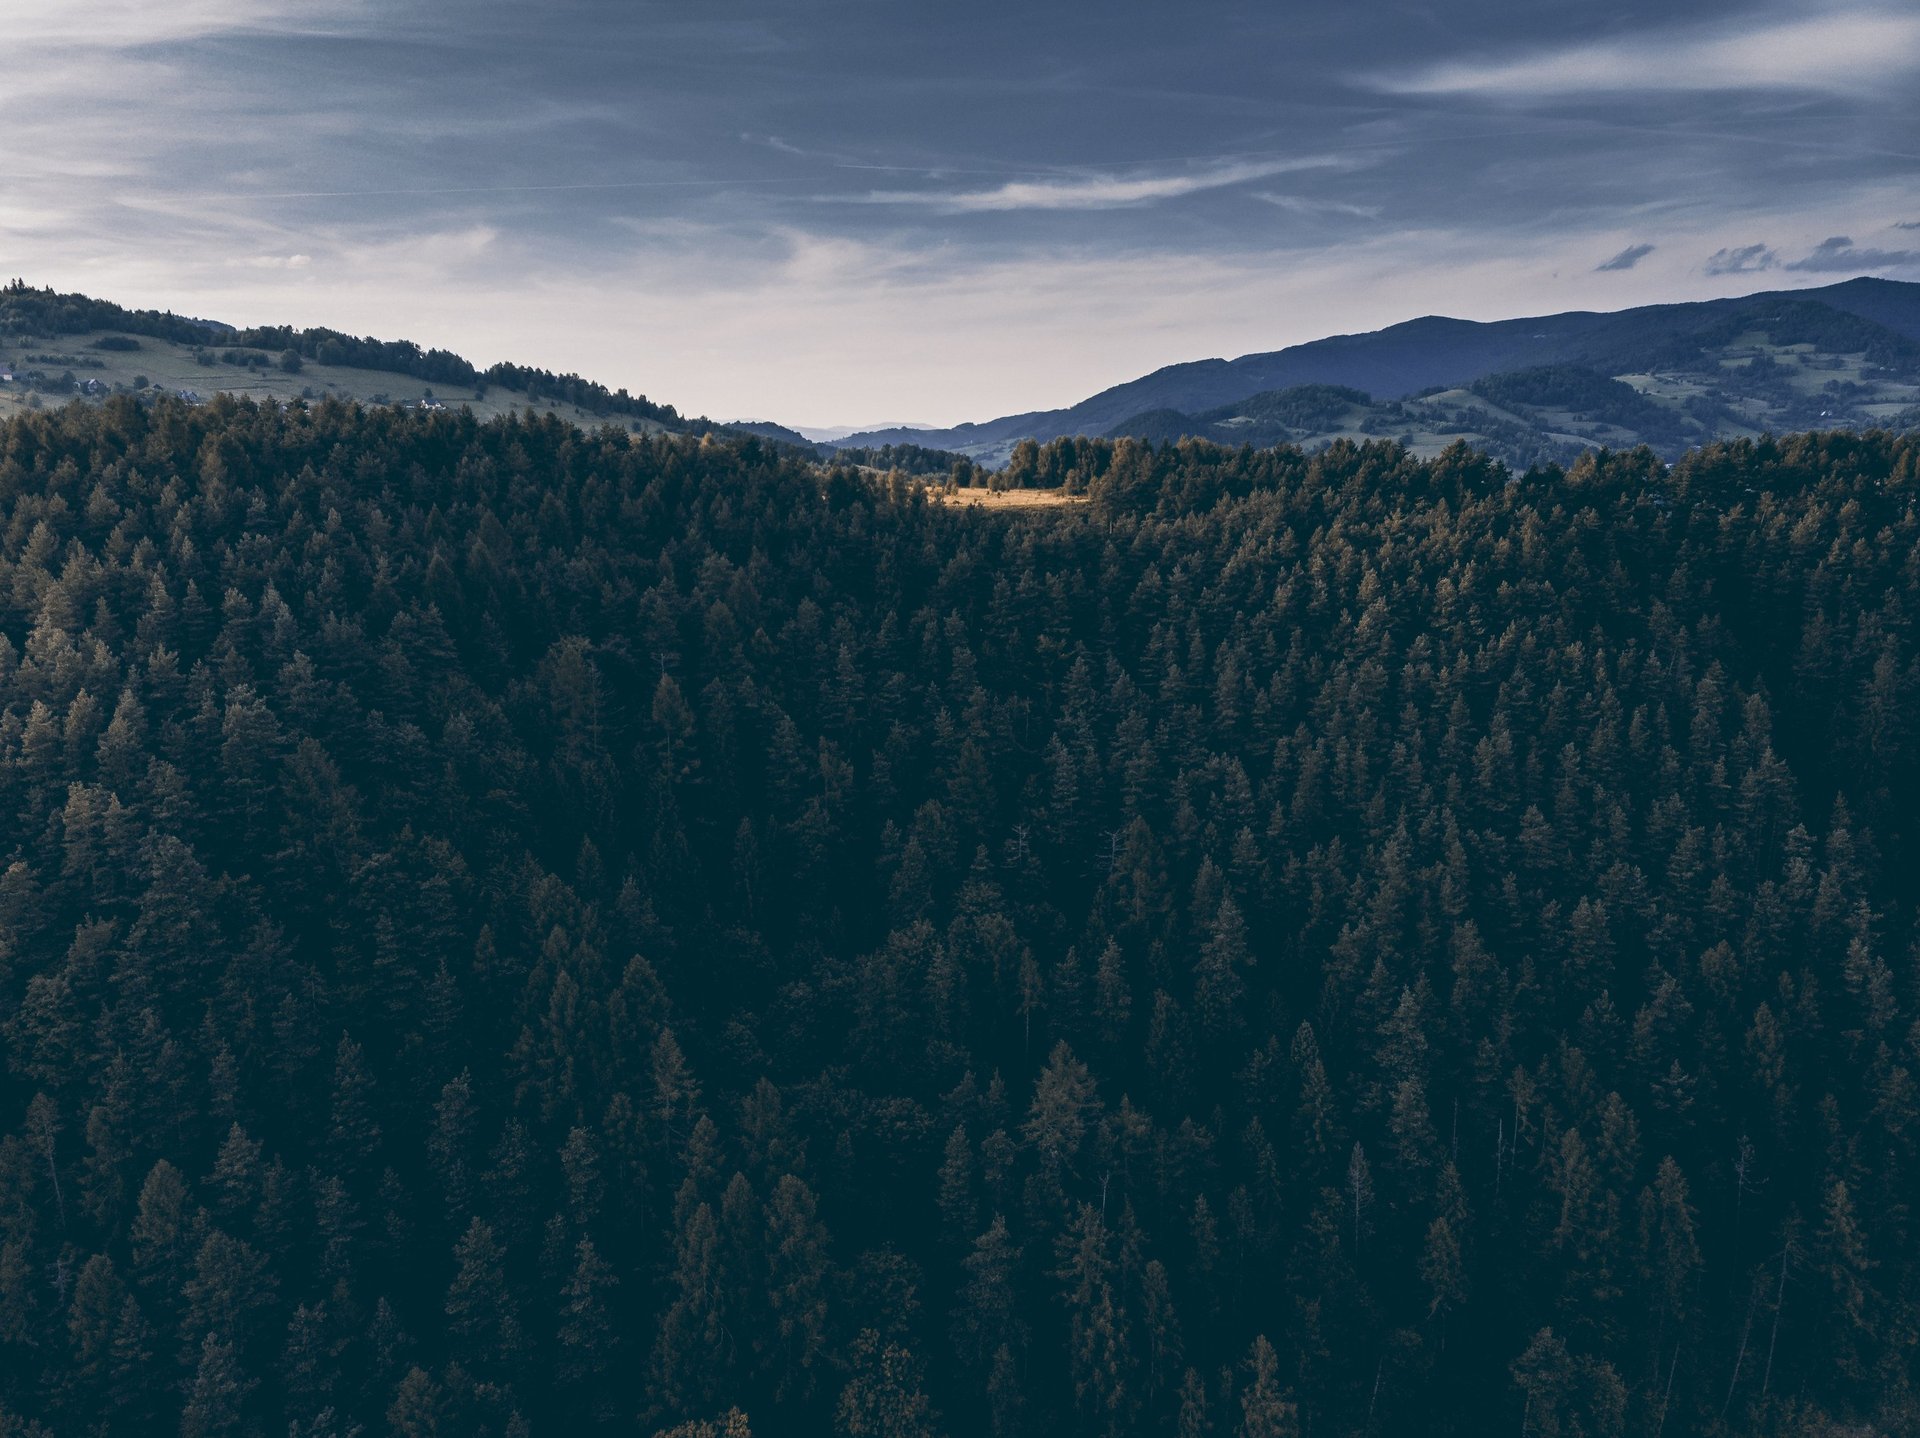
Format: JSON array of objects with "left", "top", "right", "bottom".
[
  {"left": 835, "top": 277, "right": 1920, "bottom": 467},
  {"left": 0, "top": 281, "right": 748, "bottom": 441}
]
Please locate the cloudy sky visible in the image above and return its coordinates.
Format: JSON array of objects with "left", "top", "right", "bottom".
[{"left": 4, "top": 1, "right": 1918, "bottom": 427}]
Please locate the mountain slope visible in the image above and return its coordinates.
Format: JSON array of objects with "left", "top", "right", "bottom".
[
  {"left": 1808, "top": 274, "right": 1920, "bottom": 342},
  {"left": 838, "top": 277, "right": 1920, "bottom": 463}
]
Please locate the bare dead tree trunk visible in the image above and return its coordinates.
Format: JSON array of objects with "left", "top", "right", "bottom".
[
  {"left": 1732, "top": 1135, "right": 1754, "bottom": 1243},
  {"left": 1761, "top": 1240, "right": 1791, "bottom": 1397},
  {"left": 1722, "top": 1273, "right": 1761, "bottom": 1420},
  {"left": 27, "top": 1099, "right": 66, "bottom": 1231},
  {"left": 1495, "top": 1117, "right": 1505, "bottom": 1203},
  {"left": 1653, "top": 1347, "right": 1678, "bottom": 1438},
  {"left": 43, "top": 1141, "right": 66, "bottom": 1229},
  {"left": 1348, "top": 1143, "right": 1371, "bottom": 1258}
]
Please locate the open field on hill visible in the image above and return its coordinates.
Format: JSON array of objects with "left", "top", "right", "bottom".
[
  {"left": 935, "top": 486, "right": 1088, "bottom": 509},
  {"left": 0, "top": 327, "right": 670, "bottom": 433}
]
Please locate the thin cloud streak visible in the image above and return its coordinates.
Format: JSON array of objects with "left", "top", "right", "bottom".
[
  {"left": 1374, "top": 7, "right": 1920, "bottom": 98},
  {"left": 174, "top": 179, "right": 819, "bottom": 203},
  {"left": 1253, "top": 193, "right": 1382, "bottom": 219},
  {"left": 1596, "top": 243, "right": 1656, "bottom": 272},
  {"left": 8, "top": 0, "right": 372, "bottom": 48},
  {"left": 1705, "top": 243, "right": 1779, "bottom": 275},
  {"left": 1784, "top": 235, "right": 1920, "bottom": 272},
  {"left": 860, "top": 156, "right": 1350, "bottom": 212}
]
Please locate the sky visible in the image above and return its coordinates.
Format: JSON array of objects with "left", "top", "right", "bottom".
[{"left": 3, "top": 0, "right": 1919, "bottom": 429}]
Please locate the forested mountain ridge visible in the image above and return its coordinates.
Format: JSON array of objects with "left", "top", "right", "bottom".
[
  {"left": 835, "top": 277, "right": 1920, "bottom": 466},
  {"left": 1, "top": 394, "right": 1919, "bottom": 1436}
]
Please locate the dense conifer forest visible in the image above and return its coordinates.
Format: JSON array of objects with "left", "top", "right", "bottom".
[{"left": 3, "top": 394, "right": 1920, "bottom": 1437}]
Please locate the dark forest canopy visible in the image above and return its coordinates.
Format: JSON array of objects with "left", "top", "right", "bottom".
[
  {"left": 1469, "top": 366, "right": 1679, "bottom": 436},
  {"left": 1, "top": 394, "right": 1920, "bottom": 1437},
  {"left": 827, "top": 441, "right": 978, "bottom": 481}
]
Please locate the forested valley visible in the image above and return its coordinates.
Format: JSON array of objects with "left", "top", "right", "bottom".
[{"left": 2, "top": 395, "right": 1920, "bottom": 1437}]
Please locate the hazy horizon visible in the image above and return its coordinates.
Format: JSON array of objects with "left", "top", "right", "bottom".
[{"left": 4, "top": 1, "right": 1918, "bottom": 427}]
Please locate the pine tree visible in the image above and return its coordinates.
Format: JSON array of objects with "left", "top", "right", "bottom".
[
  {"left": 181, "top": 1229, "right": 277, "bottom": 1355},
  {"left": 936, "top": 1125, "right": 976, "bottom": 1251},
  {"left": 427, "top": 1071, "right": 476, "bottom": 1223},
  {"left": 64, "top": 1253, "right": 125, "bottom": 1402},
  {"left": 1816, "top": 1177, "right": 1876, "bottom": 1388},
  {"left": 179, "top": 1331, "right": 253, "bottom": 1438},
  {"left": 1093, "top": 939, "right": 1132, "bottom": 1049},
  {"left": 763, "top": 1174, "right": 831, "bottom": 1402},
  {"left": 835, "top": 1330, "right": 941, "bottom": 1438},
  {"left": 79, "top": 1057, "right": 135, "bottom": 1229},
  {"left": 444, "top": 1217, "right": 521, "bottom": 1372},
  {"left": 986, "top": 1342, "right": 1023, "bottom": 1438},
  {"left": 1176, "top": 1367, "right": 1211, "bottom": 1438},
  {"left": 1193, "top": 896, "right": 1251, "bottom": 1043},
  {"left": 953, "top": 1214, "right": 1023, "bottom": 1374},
  {"left": 1238, "top": 1336, "right": 1298, "bottom": 1438},
  {"left": 557, "top": 1236, "right": 619, "bottom": 1405},
  {"left": 1056, "top": 1203, "right": 1136, "bottom": 1437},
  {"left": 385, "top": 1366, "right": 443, "bottom": 1438},
  {"left": 1637, "top": 1157, "right": 1699, "bottom": 1362},
  {"left": 129, "top": 1159, "right": 192, "bottom": 1301},
  {"left": 325, "top": 1034, "right": 381, "bottom": 1175},
  {"left": 652, "top": 1200, "right": 725, "bottom": 1412},
  {"left": 1421, "top": 1216, "right": 1466, "bottom": 1333},
  {"left": 1024, "top": 1042, "right": 1097, "bottom": 1203},
  {"left": 106, "top": 1294, "right": 155, "bottom": 1427}
]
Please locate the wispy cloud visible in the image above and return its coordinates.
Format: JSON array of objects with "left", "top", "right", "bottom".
[
  {"left": 1705, "top": 243, "right": 1779, "bottom": 275},
  {"left": 743, "top": 133, "right": 815, "bottom": 161},
  {"left": 1596, "top": 243, "right": 1656, "bottom": 272},
  {"left": 860, "top": 156, "right": 1349, "bottom": 212},
  {"left": 231, "top": 254, "right": 315, "bottom": 270},
  {"left": 8, "top": 0, "right": 370, "bottom": 48},
  {"left": 1373, "top": 7, "right": 1920, "bottom": 98},
  {"left": 1253, "top": 193, "right": 1381, "bottom": 220},
  {"left": 1783, "top": 235, "right": 1920, "bottom": 271}
]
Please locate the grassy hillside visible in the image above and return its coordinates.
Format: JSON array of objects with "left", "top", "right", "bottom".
[
  {"left": 0, "top": 331, "right": 669, "bottom": 432},
  {"left": 0, "top": 282, "right": 710, "bottom": 437}
]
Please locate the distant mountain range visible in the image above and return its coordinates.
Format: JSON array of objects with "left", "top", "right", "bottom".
[
  {"left": 9, "top": 277, "right": 1919, "bottom": 473},
  {"left": 828, "top": 277, "right": 1920, "bottom": 468}
]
